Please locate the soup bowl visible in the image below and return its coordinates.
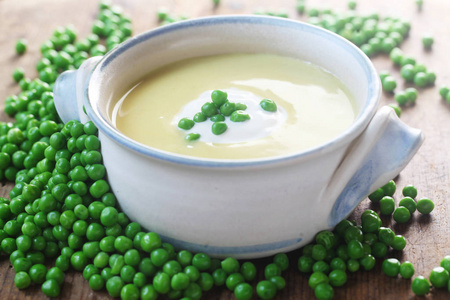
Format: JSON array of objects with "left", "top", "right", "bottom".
[{"left": 53, "top": 15, "right": 423, "bottom": 259}]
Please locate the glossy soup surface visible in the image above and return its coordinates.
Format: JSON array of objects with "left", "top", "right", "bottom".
[{"left": 110, "top": 54, "right": 356, "bottom": 159}]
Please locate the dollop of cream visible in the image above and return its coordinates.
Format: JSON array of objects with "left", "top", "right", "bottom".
[{"left": 173, "top": 88, "right": 287, "bottom": 144}]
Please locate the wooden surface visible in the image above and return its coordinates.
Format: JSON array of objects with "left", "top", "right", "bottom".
[{"left": 0, "top": 0, "right": 449, "bottom": 299}]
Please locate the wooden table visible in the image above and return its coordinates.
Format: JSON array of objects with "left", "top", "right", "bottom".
[{"left": 0, "top": 0, "right": 449, "bottom": 299}]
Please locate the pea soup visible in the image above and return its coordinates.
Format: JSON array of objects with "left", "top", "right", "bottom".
[{"left": 110, "top": 53, "right": 356, "bottom": 159}]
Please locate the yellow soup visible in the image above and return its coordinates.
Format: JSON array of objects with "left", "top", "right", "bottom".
[{"left": 111, "top": 53, "right": 356, "bottom": 159}]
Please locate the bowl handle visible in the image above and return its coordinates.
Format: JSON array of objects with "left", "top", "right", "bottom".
[
  {"left": 53, "top": 56, "right": 102, "bottom": 123},
  {"left": 326, "top": 106, "right": 424, "bottom": 227}
]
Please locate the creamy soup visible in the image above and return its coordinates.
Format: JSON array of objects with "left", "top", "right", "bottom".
[{"left": 110, "top": 54, "right": 356, "bottom": 159}]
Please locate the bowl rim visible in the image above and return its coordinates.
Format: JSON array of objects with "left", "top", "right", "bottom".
[{"left": 85, "top": 14, "right": 381, "bottom": 168}]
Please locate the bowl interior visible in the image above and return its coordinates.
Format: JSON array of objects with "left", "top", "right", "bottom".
[{"left": 88, "top": 15, "right": 380, "bottom": 163}]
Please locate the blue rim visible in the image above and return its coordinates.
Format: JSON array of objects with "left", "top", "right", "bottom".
[{"left": 85, "top": 15, "right": 381, "bottom": 168}]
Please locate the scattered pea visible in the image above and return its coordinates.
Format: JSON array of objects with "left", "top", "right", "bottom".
[
  {"left": 393, "top": 207, "right": 411, "bottom": 223},
  {"left": 422, "top": 34, "right": 434, "bottom": 49},
  {"left": 416, "top": 198, "right": 434, "bottom": 214},
  {"left": 16, "top": 39, "right": 28, "bottom": 55},
  {"left": 185, "top": 133, "right": 201, "bottom": 141},
  {"left": 211, "top": 122, "right": 227, "bottom": 135},
  {"left": 412, "top": 276, "right": 430, "bottom": 296},
  {"left": 178, "top": 118, "right": 195, "bottom": 130},
  {"left": 260, "top": 99, "right": 277, "bottom": 112}
]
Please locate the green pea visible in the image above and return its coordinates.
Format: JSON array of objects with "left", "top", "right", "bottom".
[
  {"left": 361, "top": 211, "right": 381, "bottom": 233},
  {"left": 273, "top": 253, "right": 289, "bottom": 271},
  {"left": 422, "top": 34, "right": 434, "bottom": 49},
  {"left": 393, "top": 206, "right": 411, "bottom": 223},
  {"left": 314, "top": 282, "right": 334, "bottom": 300},
  {"left": 391, "top": 235, "right": 407, "bottom": 251},
  {"left": 46, "top": 266, "right": 65, "bottom": 286},
  {"left": 389, "top": 47, "right": 404, "bottom": 65},
  {"left": 193, "top": 112, "right": 207, "bottom": 123},
  {"left": 416, "top": 198, "right": 434, "bottom": 214},
  {"left": 382, "top": 76, "right": 397, "bottom": 92},
  {"left": 269, "top": 276, "right": 285, "bottom": 291},
  {"left": 106, "top": 276, "right": 125, "bottom": 297},
  {"left": 360, "top": 254, "right": 376, "bottom": 271},
  {"left": 381, "top": 180, "right": 396, "bottom": 196},
  {"left": 225, "top": 273, "right": 245, "bottom": 291},
  {"left": 380, "top": 196, "right": 395, "bottom": 215},
  {"left": 344, "top": 226, "right": 363, "bottom": 243},
  {"left": 120, "top": 265, "right": 136, "bottom": 283},
  {"left": 163, "top": 260, "right": 182, "bottom": 277},
  {"left": 89, "top": 274, "right": 105, "bottom": 291},
  {"left": 439, "top": 85, "right": 449, "bottom": 99},
  {"left": 201, "top": 102, "right": 218, "bottom": 117},
  {"left": 309, "top": 271, "right": 329, "bottom": 289},
  {"left": 183, "top": 282, "right": 203, "bottom": 299},
  {"left": 230, "top": 110, "right": 250, "bottom": 122},
  {"left": 235, "top": 103, "right": 247, "bottom": 110},
  {"left": 264, "top": 263, "right": 281, "bottom": 280},
  {"left": 312, "top": 244, "right": 327, "bottom": 261},
  {"left": 394, "top": 91, "right": 408, "bottom": 106},
  {"left": 367, "top": 188, "right": 383, "bottom": 203},
  {"left": 347, "top": 259, "right": 360, "bottom": 272},
  {"left": 71, "top": 251, "right": 88, "bottom": 271},
  {"left": 153, "top": 272, "right": 170, "bottom": 294},
  {"left": 378, "top": 227, "right": 395, "bottom": 246},
  {"left": 178, "top": 118, "right": 195, "bottom": 130},
  {"left": 412, "top": 276, "right": 430, "bottom": 296},
  {"left": 218, "top": 101, "right": 236, "bottom": 116},
  {"left": 440, "top": 256, "right": 450, "bottom": 273},
  {"left": 256, "top": 280, "right": 277, "bottom": 300},
  {"left": 260, "top": 99, "right": 277, "bottom": 112},
  {"left": 234, "top": 282, "right": 253, "bottom": 300},
  {"left": 313, "top": 261, "right": 330, "bottom": 274},
  {"left": 240, "top": 261, "right": 257, "bottom": 281},
  {"left": 198, "top": 272, "right": 214, "bottom": 291},
  {"left": 16, "top": 39, "right": 27, "bottom": 55},
  {"left": 210, "top": 114, "right": 225, "bottom": 122},
  {"left": 429, "top": 266, "right": 449, "bottom": 288},
  {"left": 41, "top": 279, "right": 61, "bottom": 297},
  {"left": 398, "top": 197, "right": 416, "bottom": 214},
  {"left": 329, "top": 258, "right": 346, "bottom": 271},
  {"left": 347, "top": 240, "right": 364, "bottom": 259},
  {"left": 211, "top": 90, "right": 228, "bottom": 107},
  {"left": 211, "top": 122, "right": 227, "bottom": 135},
  {"left": 399, "top": 261, "right": 415, "bottom": 279},
  {"left": 140, "top": 284, "right": 158, "bottom": 300},
  {"left": 141, "top": 232, "right": 162, "bottom": 253},
  {"left": 413, "top": 72, "right": 428, "bottom": 87},
  {"left": 382, "top": 258, "right": 401, "bottom": 277},
  {"left": 328, "top": 269, "right": 347, "bottom": 287},
  {"left": 13, "top": 67, "right": 25, "bottom": 83},
  {"left": 402, "top": 184, "right": 418, "bottom": 198},
  {"left": 401, "top": 64, "right": 416, "bottom": 82},
  {"left": 221, "top": 257, "right": 240, "bottom": 274}
]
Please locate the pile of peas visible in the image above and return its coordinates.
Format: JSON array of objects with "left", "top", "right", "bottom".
[
  {"left": 2, "top": 1, "right": 449, "bottom": 299},
  {"left": 156, "top": 8, "right": 189, "bottom": 26},
  {"left": 178, "top": 90, "right": 251, "bottom": 139},
  {"left": 369, "top": 181, "right": 435, "bottom": 222},
  {"left": 178, "top": 90, "right": 276, "bottom": 139},
  {"left": 293, "top": 1, "right": 439, "bottom": 115}
]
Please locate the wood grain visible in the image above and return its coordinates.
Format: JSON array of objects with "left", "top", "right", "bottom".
[{"left": 0, "top": 0, "right": 449, "bottom": 299}]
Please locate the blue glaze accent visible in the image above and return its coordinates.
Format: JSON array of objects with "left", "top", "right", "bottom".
[
  {"left": 53, "top": 70, "right": 80, "bottom": 122},
  {"left": 328, "top": 119, "right": 423, "bottom": 227},
  {"left": 158, "top": 234, "right": 302, "bottom": 256},
  {"left": 80, "top": 15, "right": 380, "bottom": 168}
]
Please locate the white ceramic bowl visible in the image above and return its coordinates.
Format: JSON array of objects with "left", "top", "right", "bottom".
[{"left": 54, "top": 15, "right": 423, "bottom": 258}]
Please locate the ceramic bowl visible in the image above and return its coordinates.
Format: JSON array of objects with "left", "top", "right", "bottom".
[{"left": 53, "top": 15, "right": 423, "bottom": 258}]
